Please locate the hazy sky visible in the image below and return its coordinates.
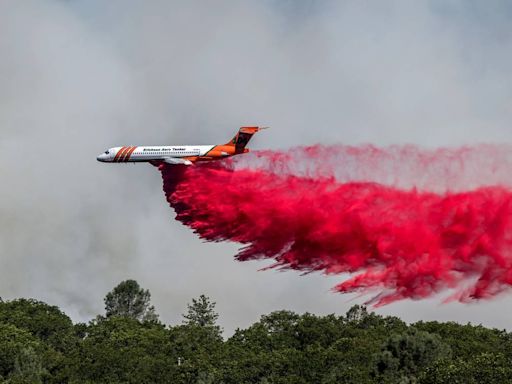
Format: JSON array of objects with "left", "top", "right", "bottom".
[{"left": 1, "top": 0, "right": 512, "bottom": 334}]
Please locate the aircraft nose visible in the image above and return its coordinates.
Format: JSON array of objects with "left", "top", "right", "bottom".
[{"left": 97, "top": 154, "right": 106, "bottom": 162}]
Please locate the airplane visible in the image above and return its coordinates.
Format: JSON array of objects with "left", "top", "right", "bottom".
[{"left": 97, "top": 126, "right": 267, "bottom": 165}]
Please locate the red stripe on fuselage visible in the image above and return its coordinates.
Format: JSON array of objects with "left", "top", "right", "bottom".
[
  {"left": 114, "top": 146, "right": 127, "bottom": 162},
  {"left": 118, "top": 147, "right": 132, "bottom": 162},
  {"left": 123, "top": 146, "right": 137, "bottom": 162}
]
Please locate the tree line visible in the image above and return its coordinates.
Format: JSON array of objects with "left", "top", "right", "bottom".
[{"left": 0, "top": 279, "right": 511, "bottom": 383}]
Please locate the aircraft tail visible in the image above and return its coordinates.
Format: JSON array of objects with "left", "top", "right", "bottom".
[{"left": 225, "top": 126, "right": 267, "bottom": 152}]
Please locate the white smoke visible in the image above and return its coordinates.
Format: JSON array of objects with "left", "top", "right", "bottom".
[
  {"left": 1, "top": 0, "right": 512, "bottom": 332},
  {"left": 233, "top": 144, "right": 512, "bottom": 193}
]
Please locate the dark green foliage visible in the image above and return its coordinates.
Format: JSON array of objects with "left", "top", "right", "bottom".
[
  {"left": 0, "top": 299, "right": 78, "bottom": 383},
  {"left": 10, "top": 346, "right": 45, "bottom": 384},
  {"left": 413, "top": 320, "right": 512, "bottom": 359},
  {"left": 183, "top": 294, "right": 220, "bottom": 328},
  {"left": 373, "top": 328, "right": 451, "bottom": 383},
  {"left": 1, "top": 283, "right": 511, "bottom": 383},
  {"left": 220, "top": 307, "right": 406, "bottom": 384},
  {"left": 420, "top": 353, "right": 512, "bottom": 384},
  {"left": 69, "top": 317, "right": 177, "bottom": 383},
  {"left": 0, "top": 323, "right": 45, "bottom": 382},
  {"left": 104, "top": 279, "right": 159, "bottom": 322},
  {"left": 0, "top": 298, "right": 74, "bottom": 351}
]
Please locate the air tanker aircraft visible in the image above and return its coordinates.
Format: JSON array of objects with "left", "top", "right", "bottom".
[{"left": 97, "top": 126, "right": 266, "bottom": 165}]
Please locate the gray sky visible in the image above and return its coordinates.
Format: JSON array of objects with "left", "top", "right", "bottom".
[{"left": 1, "top": 0, "right": 512, "bottom": 334}]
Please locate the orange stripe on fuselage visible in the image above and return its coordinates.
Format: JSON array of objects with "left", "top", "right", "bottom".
[
  {"left": 123, "top": 146, "right": 137, "bottom": 162},
  {"left": 204, "top": 145, "right": 236, "bottom": 156},
  {"left": 198, "top": 145, "right": 237, "bottom": 162},
  {"left": 119, "top": 147, "right": 131, "bottom": 163},
  {"left": 114, "top": 146, "right": 127, "bottom": 162},
  {"left": 118, "top": 146, "right": 132, "bottom": 162}
]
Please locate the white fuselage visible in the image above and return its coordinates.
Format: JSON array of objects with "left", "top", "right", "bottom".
[
  {"left": 97, "top": 145, "right": 216, "bottom": 163},
  {"left": 97, "top": 126, "right": 265, "bottom": 166}
]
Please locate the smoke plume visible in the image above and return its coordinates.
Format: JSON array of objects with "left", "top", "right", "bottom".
[
  {"left": 3, "top": 0, "right": 512, "bottom": 331},
  {"left": 161, "top": 145, "right": 512, "bottom": 305}
]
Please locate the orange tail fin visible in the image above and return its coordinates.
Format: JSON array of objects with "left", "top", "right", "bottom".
[{"left": 225, "top": 126, "right": 267, "bottom": 152}]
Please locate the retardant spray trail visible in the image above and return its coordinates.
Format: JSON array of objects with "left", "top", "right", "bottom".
[{"left": 159, "top": 145, "right": 512, "bottom": 306}]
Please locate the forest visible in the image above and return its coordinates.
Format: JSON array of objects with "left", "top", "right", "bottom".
[{"left": 0, "top": 279, "right": 511, "bottom": 384}]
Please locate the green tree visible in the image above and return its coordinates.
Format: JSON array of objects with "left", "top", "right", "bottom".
[
  {"left": 0, "top": 323, "right": 45, "bottom": 382},
  {"left": 104, "top": 279, "right": 159, "bottom": 322},
  {"left": 0, "top": 299, "right": 74, "bottom": 351},
  {"left": 345, "top": 305, "right": 369, "bottom": 323},
  {"left": 10, "top": 347, "right": 45, "bottom": 384},
  {"left": 413, "top": 321, "right": 512, "bottom": 360},
  {"left": 0, "top": 299, "right": 76, "bottom": 383},
  {"left": 2, "top": 291, "right": 512, "bottom": 384},
  {"left": 70, "top": 317, "right": 176, "bottom": 383},
  {"left": 168, "top": 323, "right": 223, "bottom": 384},
  {"left": 420, "top": 352, "right": 512, "bottom": 384},
  {"left": 166, "top": 295, "right": 224, "bottom": 383},
  {"left": 183, "top": 294, "right": 219, "bottom": 328},
  {"left": 374, "top": 328, "right": 451, "bottom": 383}
]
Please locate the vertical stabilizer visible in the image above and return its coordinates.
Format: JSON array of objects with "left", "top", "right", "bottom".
[{"left": 226, "top": 126, "right": 266, "bottom": 152}]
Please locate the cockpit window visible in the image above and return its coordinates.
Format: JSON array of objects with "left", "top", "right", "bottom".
[{"left": 104, "top": 150, "right": 109, "bottom": 154}]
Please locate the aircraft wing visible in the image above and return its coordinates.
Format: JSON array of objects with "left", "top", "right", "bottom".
[{"left": 163, "top": 157, "right": 193, "bottom": 166}]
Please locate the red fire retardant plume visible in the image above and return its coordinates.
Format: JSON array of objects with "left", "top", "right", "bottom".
[{"left": 159, "top": 146, "right": 512, "bottom": 306}]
